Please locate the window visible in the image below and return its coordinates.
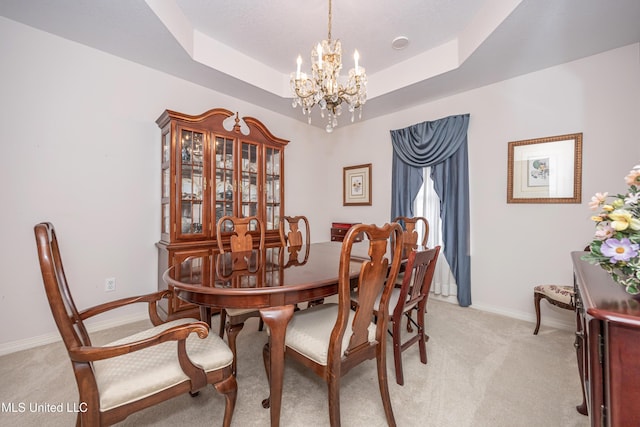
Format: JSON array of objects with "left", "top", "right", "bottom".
[{"left": 414, "top": 168, "right": 457, "bottom": 298}]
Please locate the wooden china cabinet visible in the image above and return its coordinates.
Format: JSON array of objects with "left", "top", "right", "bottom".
[{"left": 155, "top": 108, "right": 288, "bottom": 318}]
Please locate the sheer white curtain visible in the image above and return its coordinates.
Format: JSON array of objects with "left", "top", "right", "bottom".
[{"left": 415, "top": 168, "right": 457, "bottom": 298}]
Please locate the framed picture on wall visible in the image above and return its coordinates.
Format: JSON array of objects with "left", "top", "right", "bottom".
[
  {"left": 507, "top": 133, "right": 582, "bottom": 203},
  {"left": 343, "top": 163, "right": 372, "bottom": 206}
]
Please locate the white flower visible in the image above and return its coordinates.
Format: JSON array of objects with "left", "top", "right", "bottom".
[{"left": 625, "top": 192, "right": 640, "bottom": 205}]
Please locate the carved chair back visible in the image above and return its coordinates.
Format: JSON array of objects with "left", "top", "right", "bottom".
[
  {"left": 217, "top": 215, "right": 265, "bottom": 253},
  {"left": 279, "top": 215, "right": 310, "bottom": 247}
]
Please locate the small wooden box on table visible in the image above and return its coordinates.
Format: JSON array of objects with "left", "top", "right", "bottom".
[{"left": 330, "top": 222, "right": 364, "bottom": 242}]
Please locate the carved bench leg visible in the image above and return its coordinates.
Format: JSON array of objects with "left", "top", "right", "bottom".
[{"left": 533, "top": 292, "right": 543, "bottom": 335}]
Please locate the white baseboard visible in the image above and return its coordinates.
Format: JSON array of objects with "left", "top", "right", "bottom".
[
  {"left": 0, "top": 312, "right": 149, "bottom": 357},
  {"left": 470, "top": 300, "right": 575, "bottom": 332},
  {"left": 429, "top": 294, "right": 575, "bottom": 332}
]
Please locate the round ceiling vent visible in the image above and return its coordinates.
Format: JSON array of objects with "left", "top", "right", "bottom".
[{"left": 391, "top": 36, "right": 409, "bottom": 50}]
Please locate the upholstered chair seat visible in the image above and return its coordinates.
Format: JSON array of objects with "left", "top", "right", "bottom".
[
  {"left": 94, "top": 318, "right": 233, "bottom": 411},
  {"left": 283, "top": 303, "right": 376, "bottom": 365},
  {"left": 223, "top": 307, "right": 259, "bottom": 317}
]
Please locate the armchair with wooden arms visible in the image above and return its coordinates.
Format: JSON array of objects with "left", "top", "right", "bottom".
[
  {"left": 34, "top": 222, "right": 237, "bottom": 427},
  {"left": 263, "top": 223, "right": 404, "bottom": 426}
]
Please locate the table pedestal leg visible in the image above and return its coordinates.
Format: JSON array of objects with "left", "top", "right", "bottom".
[{"left": 259, "top": 305, "right": 294, "bottom": 427}]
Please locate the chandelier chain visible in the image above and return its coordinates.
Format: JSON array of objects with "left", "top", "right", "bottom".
[{"left": 327, "top": 0, "right": 332, "bottom": 40}]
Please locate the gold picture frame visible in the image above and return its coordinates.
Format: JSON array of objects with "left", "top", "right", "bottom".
[
  {"left": 343, "top": 163, "right": 372, "bottom": 206},
  {"left": 507, "top": 133, "right": 582, "bottom": 203}
]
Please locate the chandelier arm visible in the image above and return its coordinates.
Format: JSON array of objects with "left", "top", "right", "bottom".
[
  {"left": 337, "top": 84, "right": 361, "bottom": 98},
  {"left": 294, "top": 90, "right": 317, "bottom": 100}
]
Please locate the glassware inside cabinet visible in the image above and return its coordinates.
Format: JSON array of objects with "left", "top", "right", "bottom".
[
  {"left": 215, "top": 136, "right": 235, "bottom": 230},
  {"left": 242, "top": 203, "right": 258, "bottom": 218},
  {"left": 181, "top": 201, "right": 203, "bottom": 233},
  {"left": 161, "top": 131, "right": 171, "bottom": 237},
  {"left": 265, "top": 147, "right": 282, "bottom": 231},
  {"left": 241, "top": 141, "right": 259, "bottom": 218},
  {"left": 180, "top": 129, "right": 204, "bottom": 235}
]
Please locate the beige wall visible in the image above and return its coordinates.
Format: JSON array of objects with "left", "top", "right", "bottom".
[{"left": 1, "top": 15, "right": 638, "bottom": 353}]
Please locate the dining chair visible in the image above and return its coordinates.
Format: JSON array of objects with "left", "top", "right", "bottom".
[
  {"left": 393, "top": 216, "right": 429, "bottom": 248},
  {"left": 279, "top": 215, "right": 310, "bottom": 246},
  {"left": 279, "top": 215, "right": 319, "bottom": 307},
  {"left": 34, "top": 222, "right": 237, "bottom": 426},
  {"left": 387, "top": 246, "right": 440, "bottom": 385},
  {"left": 216, "top": 215, "right": 266, "bottom": 375},
  {"left": 263, "top": 223, "right": 404, "bottom": 426},
  {"left": 352, "top": 246, "right": 440, "bottom": 385},
  {"left": 216, "top": 215, "right": 265, "bottom": 253},
  {"left": 392, "top": 216, "right": 431, "bottom": 332}
]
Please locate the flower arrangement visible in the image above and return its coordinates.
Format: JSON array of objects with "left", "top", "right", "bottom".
[{"left": 583, "top": 164, "right": 640, "bottom": 295}]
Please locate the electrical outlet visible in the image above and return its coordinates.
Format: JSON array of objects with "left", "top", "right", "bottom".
[{"left": 105, "top": 277, "right": 116, "bottom": 292}]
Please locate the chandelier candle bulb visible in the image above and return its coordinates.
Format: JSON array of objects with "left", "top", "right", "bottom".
[
  {"left": 354, "top": 50, "right": 359, "bottom": 74},
  {"left": 317, "top": 44, "right": 323, "bottom": 69},
  {"left": 296, "top": 55, "right": 301, "bottom": 79}
]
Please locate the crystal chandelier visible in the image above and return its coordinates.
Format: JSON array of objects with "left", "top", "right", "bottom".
[{"left": 290, "top": 0, "right": 367, "bottom": 133}]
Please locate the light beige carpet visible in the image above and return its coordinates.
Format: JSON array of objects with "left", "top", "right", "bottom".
[{"left": 0, "top": 299, "right": 588, "bottom": 426}]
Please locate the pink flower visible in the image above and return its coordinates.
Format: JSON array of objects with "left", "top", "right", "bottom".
[
  {"left": 625, "top": 166, "right": 640, "bottom": 186},
  {"left": 589, "top": 192, "right": 608, "bottom": 210},
  {"left": 594, "top": 224, "right": 615, "bottom": 240}
]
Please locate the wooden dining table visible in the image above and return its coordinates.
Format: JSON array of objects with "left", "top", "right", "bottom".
[{"left": 162, "top": 241, "right": 369, "bottom": 427}]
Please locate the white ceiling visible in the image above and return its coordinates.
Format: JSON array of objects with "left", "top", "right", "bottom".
[{"left": 2, "top": 0, "right": 640, "bottom": 129}]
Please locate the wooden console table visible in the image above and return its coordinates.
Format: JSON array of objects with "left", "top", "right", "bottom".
[{"left": 572, "top": 252, "right": 640, "bottom": 426}]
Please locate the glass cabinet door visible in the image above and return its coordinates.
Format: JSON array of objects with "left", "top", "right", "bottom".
[
  {"left": 240, "top": 141, "right": 260, "bottom": 220},
  {"left": 215, "top": 136, "right": 235, "bottom": 231},
  {"left": 264, "top": 146, "right": 282, "bottom": 231},
  {"left": 161, "top": 131, "right": 171, "bottom": 238},
  {"left": 178, "top": 128, "right": 205, "bottom": 238}
]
